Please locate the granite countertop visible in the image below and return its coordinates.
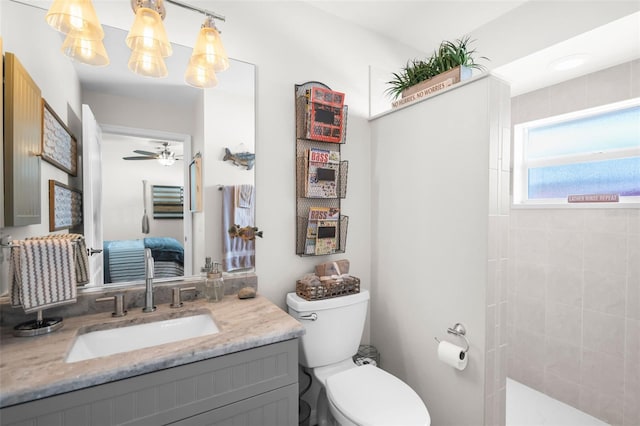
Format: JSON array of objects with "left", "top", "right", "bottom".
[{"left": 0, "top": 295, "right": 304, "bottom": 408}]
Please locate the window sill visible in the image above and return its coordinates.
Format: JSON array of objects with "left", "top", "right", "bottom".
[{"left": 512, "top": 201, "right": 640, "bottom": 209}]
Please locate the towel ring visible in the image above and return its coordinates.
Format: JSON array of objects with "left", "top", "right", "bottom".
[{"left": 434, "top": 322, "right": 470, "bottom": 353}]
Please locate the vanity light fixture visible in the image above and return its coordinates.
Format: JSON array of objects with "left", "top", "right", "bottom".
[
  {"left": 184, "top": 15, "right": 229, "bottom": 88},
  {"left": 61, "top": 32, "right": 110, "bottom": 66},
  {"left": 45, "top": 0, "right": 110, "bottom": 66},
  {"left": 127, "top": 0, "right": 172, "bottom": 78},
  {"left": 45, "top": 0, "right": 104, "bottom": 40},
  {"left": 45, "top": 0, "right": 229, "bottom": 86}
]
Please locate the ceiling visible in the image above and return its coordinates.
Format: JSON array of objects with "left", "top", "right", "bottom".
[
  {"left": 303, "top": 0, "right": 640, "bottom": 96},
  {"left": 51, "top": 0, "right": 640, "bottom": 99}
]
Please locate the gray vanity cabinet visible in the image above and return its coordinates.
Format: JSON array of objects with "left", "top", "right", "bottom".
[{"left": 0, "top": 339, "right": 298, "bottom": 426}]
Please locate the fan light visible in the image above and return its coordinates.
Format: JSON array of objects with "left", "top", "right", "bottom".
[{"left": 158, "top": 150, "right": 176, "bottom": 166}]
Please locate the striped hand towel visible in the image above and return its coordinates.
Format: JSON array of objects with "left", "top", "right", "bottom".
[
  {"left": 27, "top": 234, "right": 90, "bottom": 285},
  {"left": 10, "top": 239, "right": 77, "bottom": 313}
]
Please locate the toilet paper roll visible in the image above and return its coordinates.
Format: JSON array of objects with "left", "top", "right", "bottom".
[{"left": 437, "top": 340, "right": 468, "bottom": 371}]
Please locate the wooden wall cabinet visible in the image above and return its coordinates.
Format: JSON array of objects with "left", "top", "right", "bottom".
[{"left": 3, "top": 52, "right": 42, "bottom": 226}]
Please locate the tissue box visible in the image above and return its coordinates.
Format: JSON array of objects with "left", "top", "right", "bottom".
[{"left": 315, "top": 259, "right": 350, "bottom": 278}]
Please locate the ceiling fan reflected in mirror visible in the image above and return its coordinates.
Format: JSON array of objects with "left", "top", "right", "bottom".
[{"left": 123, "top": 141, "right": 183, "bottom": 166}]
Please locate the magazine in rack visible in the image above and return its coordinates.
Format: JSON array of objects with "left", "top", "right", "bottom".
[
  {"left": 305, "top": 86, "right": 345, "bottom": 143},
  {"left": 305, "top": 148, "right": 340, "bottom": 198},
  {"left": 304, "top": 206, "right": 340, "bottom": 255}
]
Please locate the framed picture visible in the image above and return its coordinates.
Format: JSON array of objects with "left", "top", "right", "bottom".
[
  {"left": 42, "top": 100, "right": 78, "bottom": 176},
  {"left": 152, "top": 185, "right": 184, "bottom": 219},
  {"left": 189, "top": 156, "right": 202, "bottom": 212},
  {"left": 49, "top": 180, "right": 83, "bottom": 231}
]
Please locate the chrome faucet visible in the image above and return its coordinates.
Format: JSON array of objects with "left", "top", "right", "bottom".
[{"left": 142, "top": 248, "right": 156, "bottom": 312}]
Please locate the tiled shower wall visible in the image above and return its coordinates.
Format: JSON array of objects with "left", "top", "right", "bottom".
[{"left": 508, "top": 60, "right": 640, "bottom": 426}]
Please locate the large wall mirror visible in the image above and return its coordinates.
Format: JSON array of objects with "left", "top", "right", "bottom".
[{"left": 2, "top": 0, "right": 256, "bottom": 290}]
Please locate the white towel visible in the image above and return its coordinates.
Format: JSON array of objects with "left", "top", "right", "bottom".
[
  {"left": 10, "top": 239, "right": 77, "bottom": 313},
  {"left": 236, "top": 184, "right": 253, "bottom": 209},
  {"left": 28, "top": 234, "right": 90, "bottom": 285},
  {"left": 234, "top": 184, "right": 255, "bottom": 225},
  {"left": 222, "top": 185, "right": 255, "bottom": 271}
]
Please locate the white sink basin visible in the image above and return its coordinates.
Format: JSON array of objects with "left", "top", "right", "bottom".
[{"left": 66, "top": 312, "right": 219, "bottom": 363}]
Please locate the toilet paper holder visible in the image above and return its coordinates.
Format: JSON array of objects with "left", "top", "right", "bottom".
[{"left": 434, "top": 323, "right": 469, "bottom": 353}]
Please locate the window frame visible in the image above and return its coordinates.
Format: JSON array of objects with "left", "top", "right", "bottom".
[{"left": 513, "top": 97, "right": 640, "bottom": 208}]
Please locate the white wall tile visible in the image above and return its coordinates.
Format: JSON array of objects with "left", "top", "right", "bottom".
[
  {"left": 514, "top": 294, "right": 546, "bottom": 334},
  {"left": 583, "top": 309, "right": 625, "bottom": 356},
  {"left": 515, "top": 262, "right": 547, "bottom": 299},
  {"left": 547, "top": 209, "right": 585, "bottom": 231},
  {"left": 586, "top": 62, "right": 632, "bottom": 107},
  {"left": 579, "top": 386, "right": 624, "bottom": 426},
  {"left": 547, "top": 230, "right": 584, "bottom": 270},
  {"left": 625, "top": 319, "right": 640, "bottom": 384},
  {"left": 584, "top": 270, "right": 626, "bottom": 316},
  {"left": 545, "top": 336, "right": 581, "bottom": 383},
  {"left": 584, "top": 209, "right": 629, "bottom": 234},
  {"left": 546, "top": 302, "right": 582, "bottom": 347},
  {"left": 548, "top": 75, "right": 588, "bottom": 116},
  {"left": 544, "top": 371, "right": 580, "bottom": 408},
  {"left": 546, "top": 265, "right": 582, "bottom": 307},
  {"left": 623, "top": 379, "right": 640, "bottom": 426},
  {"left": 514, "top": 229, "right": 548, "bottom": 265},
  {"left": 581, "top": 349, "right": 625, "bottom": 397},
  {"left": 584, "top": 232, "right": 628, "bottom": 276}
]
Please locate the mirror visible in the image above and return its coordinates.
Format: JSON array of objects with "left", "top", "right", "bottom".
[{"left": 2, "top": 0, "right": 256, "bottom": 288}]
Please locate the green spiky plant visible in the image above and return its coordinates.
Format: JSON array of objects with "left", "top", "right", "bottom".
[{"left": 385, "top": 36, "right": 488, "bottom": 100}]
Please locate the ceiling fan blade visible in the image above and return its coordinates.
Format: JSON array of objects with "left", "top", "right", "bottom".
[
  {"left": 122, "top": 156, "right": 158, "bottom": 160},
  {"left": 133, "top": 150, "right": 159, "bottom": 157}
]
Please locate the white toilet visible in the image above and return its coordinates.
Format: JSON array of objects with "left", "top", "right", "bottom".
[{"left": 286, "top": 290, "right": 430, "bottom": 426}]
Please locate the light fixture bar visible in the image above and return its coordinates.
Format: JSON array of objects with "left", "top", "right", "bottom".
[{"left": 164, "top": 0, "right": 225, "bottom": 22}]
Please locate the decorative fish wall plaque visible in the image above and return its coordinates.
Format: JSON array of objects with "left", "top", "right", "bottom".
[
  {"left": 228, "top": 224, "right": 263, "bottom": 241},
  {"left": 223, "top": 148, "right": 255, "bottom": 170}
]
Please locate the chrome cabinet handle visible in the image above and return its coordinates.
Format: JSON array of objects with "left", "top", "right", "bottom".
[
  {"left": 299, "top": 313, "right": 317, "bottom": 321},
  {"left": 88, "top": 248, "right": 103, "bottom": 256}
]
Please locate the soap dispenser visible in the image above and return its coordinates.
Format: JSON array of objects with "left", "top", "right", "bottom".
[{"left": 204, "top": 262, "right": 224, "bottom": 302}]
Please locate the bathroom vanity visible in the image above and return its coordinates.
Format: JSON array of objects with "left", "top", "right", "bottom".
[{"left": 0, "top": 296, "right": 304, "bottom": 425}]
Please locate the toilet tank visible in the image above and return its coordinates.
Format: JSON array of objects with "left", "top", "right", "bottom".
[{"left": 286, "top": 290, "right": 369, "bottom": 368}]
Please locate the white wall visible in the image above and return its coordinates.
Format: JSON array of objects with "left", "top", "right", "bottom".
[
  {"left": 369, "top": 76, "right": 510, "bottom": 426},
  {"left": 199, "top": 71, "right": 255, "bottom": 271},
  {"left": 100, "top": 134, "right": 184, "bottom": 242}
]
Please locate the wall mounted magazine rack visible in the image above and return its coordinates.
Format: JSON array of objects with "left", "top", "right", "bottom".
[{"left": 295, "top": 81, "right": 349, "bottom": 256}]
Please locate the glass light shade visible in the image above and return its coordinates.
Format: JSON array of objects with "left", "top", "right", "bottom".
[
  {"left": 128, "top": 48, "right": 168, "bottom": 78},
  {"left": 184, "top": 60, "right": 218, "bottom": 88},
  {"left": 61, "top": 33, "right": 109, "bottom": 66},
  {"left": 45, "top": 0, "right": 104, "bottom": 40},
  {"left": 158, "top": 151, "right": 176, "bottom": 166},
  {"left": 126, "top": 7, "right": 172, "bottom": 57},
  {"left": 189, "top": 26, "right": 229, "bottom": 72}
]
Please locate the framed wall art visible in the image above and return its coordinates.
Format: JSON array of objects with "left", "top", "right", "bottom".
[
  {"left": 42, "top": 100, "right": 78, "bottom": 176},
  {"left": 49, "top": 180, "right": 83, "bottom": 231}
]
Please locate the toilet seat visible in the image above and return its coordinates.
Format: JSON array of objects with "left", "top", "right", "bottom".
[{"left": 326, "top": 365, "right": 430, "bottom": 426}]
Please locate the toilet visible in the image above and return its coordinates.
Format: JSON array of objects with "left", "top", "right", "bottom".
[{"left": 286, "top": 290, "right": 430, "bottom": 426}]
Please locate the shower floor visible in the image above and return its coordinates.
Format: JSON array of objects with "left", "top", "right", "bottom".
[{"left": 506, "top": 378, "right": 609, "bottom": 426}]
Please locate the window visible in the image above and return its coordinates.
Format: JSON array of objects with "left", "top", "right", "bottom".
[{"left": 513, "top": 98, "right": 640, "bottom": 205}]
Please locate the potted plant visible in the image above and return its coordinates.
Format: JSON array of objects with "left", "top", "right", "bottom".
[{"left": 385, "top": 36, "right": 488, "bottom": 100}]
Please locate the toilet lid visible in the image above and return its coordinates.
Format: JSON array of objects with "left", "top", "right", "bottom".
[{"left": 326, "top": 365, "right": 430, "bottom": 426}]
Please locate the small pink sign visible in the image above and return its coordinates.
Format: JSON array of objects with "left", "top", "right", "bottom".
[{"left": 568, "top": 194, "right": 619, "bottom": 203}]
